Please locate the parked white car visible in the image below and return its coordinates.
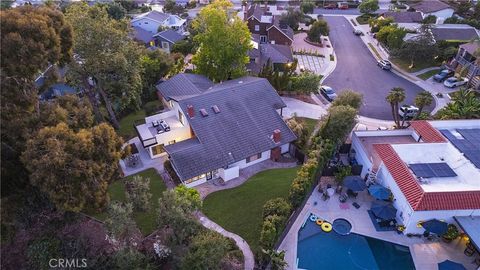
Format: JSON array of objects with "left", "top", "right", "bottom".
[
  {"left": 443, "top": 77, "right": 468, "bottom": 88},
  {"left": 398, "top": 105, "right": 419, "bottom": 119}
]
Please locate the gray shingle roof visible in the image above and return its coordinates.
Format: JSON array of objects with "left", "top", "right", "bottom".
[
  {"left": 431, "top": 27, "right": 479, "bottom": 41},
  {"left": 132, "top": 26, "right": 155, "bottom": 44},
  {"left": 382, "top": 11, "right": 423, "bottom": 23},
  {"left": 460, "top": 41, "right": 480, "bottom": 55},
  {"left": 246, "top": 4, "right": 265, "bottom": 21},
  {"left": 410, "top": 0, "right": 452, "bottom": 13},
  {"left": 259, "top": 43, "right": 293, "bottom": 65},
  {"left": 157, "top": 73, "right": 214, "bottom": 101},
  {"left": 154, "top": 29, "right": 186, "bottom": 43},
  {"left": 164, "top": 76, "right": 296, "bottom": 180},
  {"left": 135, "top": 10, "right": 169, "bottom": 23}
]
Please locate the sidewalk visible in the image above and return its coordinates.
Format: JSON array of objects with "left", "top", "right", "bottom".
[{"left": 195, "top": 212, "right": 255, "bottom": 270}]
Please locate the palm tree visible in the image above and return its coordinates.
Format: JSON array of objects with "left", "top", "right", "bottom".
[
  {"left": 436, "top": 89, "right": 480, "bottom": 119},
  {"left": 262, "top": 249, "right": 288, "bottom": 270},
  {"left": 414, "top": 91, "right": 434, "bottom": 119},
  {"left": 385, "top": 87, "right": 406, "bottom": 128}
]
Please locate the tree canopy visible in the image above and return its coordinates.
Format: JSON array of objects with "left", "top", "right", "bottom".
[
  {"left": 192, "top": 0, "right": 252, "bottom": 82},
  {"left": 181, "top": 230, "right": 231, "bottom": 270},
  {"left": 331, "top": 90, "right": 363, "bottom": 110},
  {"left": 359, "top": 0, "right": 379, "bottom": 15},
  {"left": 21, "top": 123, "right": 123, "bottom": 212},
  {"left": 307, "top": 19, "right": 329, "bottom": 43}
]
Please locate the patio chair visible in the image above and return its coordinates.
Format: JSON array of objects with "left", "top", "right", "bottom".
[{"left": 352, "top": 202, "right": 360, "bottom": 209}]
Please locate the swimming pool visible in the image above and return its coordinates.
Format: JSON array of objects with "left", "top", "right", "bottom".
[{"left": 297, "top": 216, "right": 415, "bottom": 270}]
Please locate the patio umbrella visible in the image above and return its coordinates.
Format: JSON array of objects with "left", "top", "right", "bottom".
[
  {"left": 421, "top": 219, "right": 448, "bottom": 235},
  {"left": 438, "top": 260, "right": 466, "bottom": 270},
  {"left": 368, "top": 184, "right": 391, "bottom": 200},
  {"left": 370, "top": 201, "right": 397, "bottom": 220},
  {"left": 343, "top": 176, "right": 367, "bottom": 192}
]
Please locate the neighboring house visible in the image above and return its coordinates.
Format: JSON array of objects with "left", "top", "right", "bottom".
[
  {"left": 351, "top": 120, "right": 480, "bottom": 234},
  {"left": 131, "top": 10, "right": 187, "bottom": 35},
  {"left": 408, "top": 0, "right": 454, "bottom": 23},
  {"left": 244, "top": 4, "right": 294, "bottom": 46},
  {"left": 449, "top": 40, "right": 480, "bottom": 90},
  {"left": 247, "top": 39, "right": 294, "bottom": 74},
  {"left": 134, "top": 73, "right": 296, "bottom": 187},
  {"left": 132, "top": 26, "right": 156, "bottom": 47},
  {"left": 153, "top": 29, "right": 186, "bottom": 53},
  {"left": 379, "top": 11, "right": 423, "bottom": 31}
]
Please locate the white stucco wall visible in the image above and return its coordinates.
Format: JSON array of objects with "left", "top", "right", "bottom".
[
  {"left": 219, "top": 166, "right": 240, "bottom": 181},
  {"left": 230, "top": 149, "right": 271, "bottom": 169},
  {"left": 281, "top": 143, "right": 290, "bottom": 154},
  {"left": 351, "top": 134, "right": 373, "bottom": 178},
  {"left": 407, "top": 209, "right": 480, "bottom": 234},
  {"left": 185, "top": 177, "right": 207, "bottom": 188}
]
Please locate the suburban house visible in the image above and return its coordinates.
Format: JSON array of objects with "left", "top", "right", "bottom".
[
  {"left": 131, "top": 10, "right": 186, "bottom": 47},
  {"left": 350, "top": 120, "right": 480, "bottom": 234},
  {"left": 247, "top": 38, "right": 294, "bottom": 74},
  {"left": 449, "top": 40, "right": 480, "bottom": 91},
  {"left": 243, "top": 4, "right": 294, "bottom": 46},
  {"left": 134, "top": 73, "right": 296, "bottom": 187},
  {"left": 404, "top": 24, "right": 480, "bottom": 44},
  {"left": 379, "top": 11, "right": 423, "bottom": 31},
  {"left": 153, "top": 29, "right": 186, "bottom": 53},
  {"left": 407, "top": 0, "right": 454, "bottom": 23}
]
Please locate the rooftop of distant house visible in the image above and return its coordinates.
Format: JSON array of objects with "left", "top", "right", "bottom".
[
  {"left": 381, "top": 11, "right": 423, "bottom": 23},
  {"left": 410, "top": 0, "right": 452, "bottom": 13}
]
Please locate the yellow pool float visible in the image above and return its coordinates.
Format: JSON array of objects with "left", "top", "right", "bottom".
[
  {"left": 316, "top": 219, "right": 324, "bottom": 226},
  {"left": 321, "top": 222, "right": 333, "bottom": 232}
]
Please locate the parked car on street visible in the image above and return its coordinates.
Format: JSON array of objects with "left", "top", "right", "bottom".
[
  {"left": 320, "top": 86, "right": 337, "bottom": 102},
  {"left": 353, "top": 29, "right": 364, "bottom": 36},
  {"left": 324, "top": 3, "right": 336, "bottom": 9},
  {"left": 443, "top": 77, "right": 468, "bottom": 88},
  {"left": 398, "top": 105, "right": 419, "bottom": 119},
  {"left": 433, "top": 69, "right": 454, "bottom": 82},
  {"left": 377, "top": 60, "right": 392, "bottom": 70}
]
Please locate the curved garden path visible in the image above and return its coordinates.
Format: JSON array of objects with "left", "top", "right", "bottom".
[{"left": 195, "top": 212, "right": 255, "bottom": 270}]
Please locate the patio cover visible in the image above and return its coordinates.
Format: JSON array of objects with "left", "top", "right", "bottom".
[{"left": 454, "top": 216, "right": 480, "bottom": 251}]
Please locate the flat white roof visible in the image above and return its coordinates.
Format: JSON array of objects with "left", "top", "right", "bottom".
[{"left": 392, "top": 143, "right": 480, "bottom": 192}]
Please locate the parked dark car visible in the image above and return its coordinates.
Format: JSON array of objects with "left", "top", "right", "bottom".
[
  {"left": 433, "top": 69, "right": 454, "bottom": 82},
  {"left": 377, "top": 60, "right": 392, "bottom": 70},
  {"left": 353, "top": 29, "right": 364, "bottom": 36}
]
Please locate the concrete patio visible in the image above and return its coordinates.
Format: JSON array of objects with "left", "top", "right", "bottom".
[
  {"left": 119, "top": 137, "right": 166, "bottom": 177},
  {"left": 278, "top": 183, "right": 479, "bottom": 270}
]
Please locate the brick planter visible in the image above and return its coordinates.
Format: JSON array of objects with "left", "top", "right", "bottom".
[{"left": 304, "top": 37, "right": 324, "bottom": 47}]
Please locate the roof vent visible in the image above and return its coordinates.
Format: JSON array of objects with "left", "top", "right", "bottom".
[
  {"left": 200, "top": 108, "right": 209, "bottom": 117},
  {"left": 212, "top": 105, "right": 220, "bottom": 114}
]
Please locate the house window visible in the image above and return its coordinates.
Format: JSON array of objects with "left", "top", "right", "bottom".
[
  {"left": 151, "top": 144, "right": 165, "bottom": 156},
  {"left": 168, "top": 140, "right": 176, "bottom": 145},
  {"left": 178, "top": 110, "right": 185, "bottom": 125},
  {"left": 254, "top": 25, "right": 260, "bottom": 31},
  {"left": 161, "top": 41, "right": 170, "bottom": 50},
  {"left": 260, "top": 35, "right": 267, "bottom": 43},
  {"left": 185, "top": 173, "right": 206, "bottom": 184},
  {"left": 246, "top": 153, "right": 262, "bottom": 163}
]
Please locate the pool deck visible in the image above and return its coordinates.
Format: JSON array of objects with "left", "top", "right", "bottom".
[{"left": 278, "top": 185, "right": 479, "bottom": 270}]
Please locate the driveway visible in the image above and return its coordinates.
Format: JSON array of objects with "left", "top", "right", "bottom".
[{"left": 322, "top": 16, "right": 432, "bottom": 120}]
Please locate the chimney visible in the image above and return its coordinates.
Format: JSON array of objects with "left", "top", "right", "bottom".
[
  {"left": 187, "top": 105, "right": 195, "bottom": 118},
  {"left": 273, "top": 129, "right": 281, "bottom": 143}
]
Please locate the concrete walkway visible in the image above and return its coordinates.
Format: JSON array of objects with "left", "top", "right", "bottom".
[{"left": 196, "top": 212, "right": 255, "bottom": 270}]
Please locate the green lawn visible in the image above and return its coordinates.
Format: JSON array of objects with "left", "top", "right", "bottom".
[
  {"left": 390, "top": 58, "right": 442, "bottom": 73},
  {"left": 88, "top": 168, "right": 167, "bottom": 235},
  {"left": 356, "top": 14, "right": 375, "bottom": 25},
  {"left": 367, "top": 43, "right": 382, "bottom": 59},
  {"left": 202, "top": 167, "right": 299, "bottom": 252},
  {"left": 117, "top": 100, "right": 162, "bottom": 139},
  {"left": 417, "top": 69, "right": 441, "bottom": 80}
]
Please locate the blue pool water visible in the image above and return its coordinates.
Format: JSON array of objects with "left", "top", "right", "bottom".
[{"left": 298, "top": 217, "right": 415, "bottom": 270}]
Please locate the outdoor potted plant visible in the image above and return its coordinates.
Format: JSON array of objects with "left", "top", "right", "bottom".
[{"left": 442, "top": 224, "right": 460, "bottom": 243}]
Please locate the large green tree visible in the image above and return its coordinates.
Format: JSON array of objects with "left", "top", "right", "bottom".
[
  {"left": 376, "top": 25, "right": 406, "bottom": 49},
  {"left": 105, "top": 202, "right": 139, "bottom": 246},
  {"left": 180, "top": 230, "right": 231, "bottom": 270},
  {"left": 435, "top": 89, "right": 480, "bottom": 119},
  {"left": 385, "top": 87, "right": 406, "bottom": 128},
  {"left": 359, "top": 0, "right": 379, "bottom": 15},
  {"left": 140, "top": 49, "right": 174, "bottom": 101},
  {"left": 0, "top": 5, "right": 73, "bottom": 196},
  {"left": 331, "top": 90, "right": 363, "bottom": 110},
  {"left": 192, "top": 0, "right": 252, "bottom": 82},
  {"left": 318, "top": 105, "right": 358, "bottom": 143},
  {"left": 414, "top": 91, "right": 433, "bottom": 119},
  {"left": 66, "top": 3, "right": 143, "bottom": 128},
  {"left": 21, "top": 123, "right": 123, "bottom": 212},
  {"left": 307, "top": 20, "right": 329, "bottom": 43}
]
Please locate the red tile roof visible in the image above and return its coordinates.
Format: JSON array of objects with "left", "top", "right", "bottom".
[
  {"left": 373, "top": 144, "right": 480, "bottom": 211},
  {"left": 410, "top": 121, "right": 447, "bottom": 143}
]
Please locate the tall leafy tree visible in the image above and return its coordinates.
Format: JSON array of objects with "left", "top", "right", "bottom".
[
  {"left": 318, "top": 105, "right": 358, "bottom": 143},
  {"left": 140, "top": 49, "right": 174, "bottom": 101},
  {"left": 66, "top": 3, "right": 143, "bottom": 128},
  {"left": 262, "top": 249, "right": 288, "bottom": 270},
  {"left": 307, "top": 20, "right": 329, "bottom": 43},
  {"left": 125, "top": 175, "right": 152, "bottom": 212},
  {"left": 414, "top": 91, "right": 433, "bottom": 119},
  {"left": 0, "top": 5, "right": 73, "bottom": 195},
  {"left": 192, "top": 0, "right": 252, "bottom": 82},
  {"left": 104, "top": 202, "right": 139, "bottom": 246},
  {"left": 359, "top": 0, "right": 379, "bottom": 15},
  {"left": 331, "top": 90, "right": 363, "bottom": 110},
  {"left": 385, "top": 87, "right": 406, "bottom": 127},
  {"left": 180, "top": 230, "right": 231, "bottom": 270},
  {"left": 21, "top": 123, "right": 123, "bottom": 212}
]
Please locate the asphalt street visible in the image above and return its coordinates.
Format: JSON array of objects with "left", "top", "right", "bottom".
[{"left": 322, "top": 16, "right": 433, "bottom": 120}]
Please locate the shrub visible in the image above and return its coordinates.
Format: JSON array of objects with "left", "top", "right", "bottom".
[
  {"left": 263, "top": 198, "right": 292, "bottom": 220},
  {"left": 125, "top": 175, "right": 152, "bottom": 212},
  {"left": 259, "top": 215, "right": 283, "bottom": 249},
  {"left": 334, "top": 166, "right": 352, "bottom": 185},
  {"left": 332, "top": 90, "right": 363, "bottom": 109},
  {"left": 301, "top": 2, "right": 315, "bottom": 14},
  {"left": 172, "top": 39, "right": 196, "bottom": 55},
  {"left": 290, "top": 71, "right": 322, "bottom": 94},
  {"left": 307, "top": 19, "right": 329, "bottom": 43}
]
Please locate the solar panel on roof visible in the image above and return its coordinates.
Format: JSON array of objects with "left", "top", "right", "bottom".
[
  {"left": 440, "top": 129, "right": 480, "bottom": 169},
  {"left": 410, "top": 163, "right": 457, "bottom": 178}
]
